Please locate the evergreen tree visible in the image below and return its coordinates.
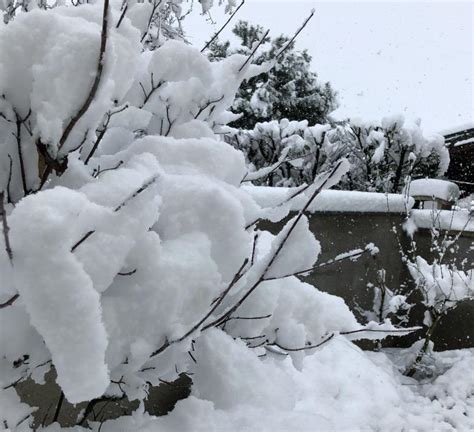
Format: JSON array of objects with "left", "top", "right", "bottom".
[{"left": 208, "top": 20, "right": 338, "bottom": 129}]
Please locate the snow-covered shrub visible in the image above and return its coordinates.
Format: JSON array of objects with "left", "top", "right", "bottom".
[
  {"left": 404, "top": 256, "right": 473, "bottom": 376},
  {"left": 396, "top": 208, "right": 474, "bottom": 376},
  {"left": 226, "top": 119, "right": 340, "bottom": 187},
  {"left": 337, "top": 116, "right": 450, "bottom": 193},
  {"left": 229, "top": 115, "right": 449, "bottom": 192},
  {"left": 0, "top": 2, "right": 410, "bottom": 429},
  {"left": 363, "top": 268, "right": 412, "bottom": 327}
]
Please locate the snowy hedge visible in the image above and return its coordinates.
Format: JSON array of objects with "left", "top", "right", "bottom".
[{"left": 227, "top": 116, "right": 449, "bottom": 192}]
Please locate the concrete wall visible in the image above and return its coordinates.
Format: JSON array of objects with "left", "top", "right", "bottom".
[{"left": 259, "top": 211, "right": 473, "bottom": 350}]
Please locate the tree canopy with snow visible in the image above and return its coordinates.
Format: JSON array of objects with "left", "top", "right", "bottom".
[
  {"left": 227, "top": 115, "right": 449, "bottom": 191},
  {"left": 207, "top": 20, "right": 338, "bottom": 129}
]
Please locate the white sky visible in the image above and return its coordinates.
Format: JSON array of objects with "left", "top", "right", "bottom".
[{"left": 184, "top": 0, "right": 473, "bottom": 133}]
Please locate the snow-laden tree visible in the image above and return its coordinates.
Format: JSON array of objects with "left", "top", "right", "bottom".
[
  {"left": 207, "top": 20, "right": 337, "bottom": 130},
  {"left": 336, "top": 116, "right": 450, "bottom": 193},
  {"left": 228, "top": 115, "right": 449, "bottom": 192},
  {"left": 0, "top": 2, "right": 412, "bottom": 429}
]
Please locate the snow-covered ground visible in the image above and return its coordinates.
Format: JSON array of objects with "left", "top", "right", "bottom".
[{"left": 35, "top": 337, "right": 474, "bottom": 432}]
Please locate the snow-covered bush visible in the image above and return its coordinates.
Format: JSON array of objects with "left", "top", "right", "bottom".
[
  {"left": 227, "top": 119, "right": 340, "bottom": 187},
  {"left": 0, "top": 2, "right": 410, "bottom": 429},
  {"left": 229, "top": 115, "right": 449, "bottom": 192},
  {"left": 337, "top": 116, "right": 449, "bottom": 193},
  {"left": 404, "top": 244, "right": 473, "bottom": 376}
]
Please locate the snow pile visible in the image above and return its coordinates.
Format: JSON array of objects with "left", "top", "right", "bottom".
[
  {"left": 0, "top": 4, "right": 409, "bottom": 428},
  {"left": 405, "top": 178, "right": 460, "bottom": 202},
  {"left": 38, "top": 339, "right": 474, "bottom": 432}
]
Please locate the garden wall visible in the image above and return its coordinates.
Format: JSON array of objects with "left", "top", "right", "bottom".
[{"left": 259, "top": 209, "right": 473, "bottom": 350}]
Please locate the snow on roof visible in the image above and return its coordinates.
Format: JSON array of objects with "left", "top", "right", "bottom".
[
  {"left": 245, "top": 186, "right": 414, "bottom": 213},
  {"left": 453, "top": 137, "right": 474, "bottom": 147},
  {"left": 439, "top": 122, "right": 474, "bottom": 136},
  {"left": 405, "top": 179, "right": 460, "bottom": 202}
]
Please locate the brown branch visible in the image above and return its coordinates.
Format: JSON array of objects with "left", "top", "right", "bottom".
[
  {"left": 84, "top": 105, "right": 129, "bottom": 165},
  {"left": 201, "top": 0, "right": 245, "bottom": 52},
  {"left": 71, "top": 230, "right": 96, "bottom": 253},
  {"left": 116, "top": 3, "right": 128, "bottom": 29},
  {"left": 93, "top": 160, "right": 124, "bottom": 178},
  {"left": 113, "top": 175, "right": 158, "bottom": 212},
  {"left": 271, "top": 326, "right": 416, "bottom": 354},
  {"left": 0, "top": 191, "right": 13, "bottom": 263},
  {"left": 71, "top": 176, "right": 158, "bottom": 254},
  {"left": 150, "top": 257, "right": 249, "bottom": 359},
  {"left": 270, "top": 333, "right": 335, "bottom": 352},
  {"left": 117, "top": 269, "right": 137, "bottom": 276},
  {"left": 57, "top": 0, "right": 110, "bottom": 154},
  {"left": 51, "top": 391, "right": 65, "bottom": 425},
  {"left": 193, "top": 95, "right": 225, "bottom": 120},
  {"left": 274, "top": 9, "right": 315, "bottom": 62},
  {"left": 0, "top": 294, "right": 19, "bottom": 309},
  {"left": 206, "top": 160, "right": 347, "bottom": 329},
  {"left": 238, "top": 29, "right": 270, "bottom": 72},
  {"left": 14, "top": 111, "right": 28, "bottom": 196},
  {"left": 262, "top": 248, "right": 370, "bottom": 281},
  {"left": 6, "top": 154, "right": 13, "bottom": 204},
  {"left": 140, "top": 74, "right": 164, "bottom": 107},
  {"left": 140, "top": 0, "right": 162, "bottom": 43},
  {"left": 226, "top": 314, "right": 272, "bottom": 322}
]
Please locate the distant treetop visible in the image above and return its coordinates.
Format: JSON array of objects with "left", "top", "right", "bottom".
[{"left": 207, "top": 20, "right": 338, "bottom": 129}]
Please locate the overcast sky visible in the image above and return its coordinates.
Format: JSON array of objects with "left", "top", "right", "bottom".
[{"left": 185, "top": 0, "right": 473, "bottom": 133}]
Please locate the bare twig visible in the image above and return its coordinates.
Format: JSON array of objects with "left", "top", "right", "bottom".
[
  {"left": 274, "top": 9, "right": 315, "bottom": 62},
  {"left": 113, "top": 175, "right": 158, "bottom": 212},
  {"left": 263, "top": 247, "right": 371, "bottom": 281},
  {"left": 51, "top": 391, "right": 65, "bottom": 425},
  {"left": 118, "top": 269, "right": 137, "bottom": 276},
  {"left": 238, "top": 29, "right": 270, "bottom": 72},
  {"left": 140, "top": 0, "right": 162, "bottom": 43},
  {"left": 6, "top": 154, "right": 13, "bottom": 204},
  {"left": 0, "top": 294, "right": 19, "bottom": 309},
  {"left": 0, "top": 192, "right": 13, "bottom": 263},
  {"left": 149, "top": 257, "right": 249, "bottom": 359},
  {"left": 270, "top": 333, "right": 335, "bottom": 352},
  {"left": 71, "top": 176, "right": 158, "bottom": 253},
  {"left": 116, "top": 2, "right": 128, "bottom": 29},
  {"left": 201, "top": 0, "right": 245, "bottom": 53},
  {"left": 206, "top": 161, "right": 347, "bottom": 329},
  {"left": 71, "top": 230, "right": 95, "bottom": 253},
  {"left": 14, "top": 110, "right": 29, "bottom": 196},
  {"left": 85, "top": 104, "right": 129, "bottom": 164}
]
